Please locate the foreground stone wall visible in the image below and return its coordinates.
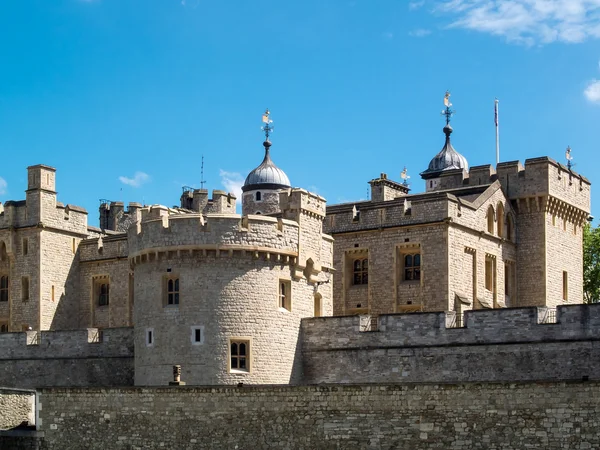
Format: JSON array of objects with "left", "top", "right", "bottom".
[
  {"left": 0, "top": 328, "right": 134, "bottom": 388},
  {"left": 29, "top": 381, "right": 600, "bottom": 449},
  {"left": 302, "top": 304, "right": 600, "bottom": 384},
  {"left": 0, "top": 388, "right": 34, "bottom": 430}
]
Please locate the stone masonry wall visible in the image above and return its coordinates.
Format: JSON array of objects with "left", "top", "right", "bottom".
[
  {"left": 302, "top": 304, "right": 600, "bottom": 385},
  {"left": 79, "top": 236, "right": 131, "bottom": 328},
  {"left": 0, "top": 388, "right": 34, "bottom": 430},
  {"left": 29, "top": 381, "right": 600, "bottom": 449},
  {"left": 0, "top": 328, "right": 134, "bottom": 388}
]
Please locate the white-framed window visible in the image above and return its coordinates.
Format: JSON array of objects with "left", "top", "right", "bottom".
[
  {"left": 146, "top": 328, "right": 154, "bottom": 347},
  {"left": 279, "top": 279, "right": 291, "bottom": 311},
  {"left": 229, "top": 338, "right": 251, "bottom": 373},
  {"left": 191, "top": 326, "right": 204, "bottom": 345}
]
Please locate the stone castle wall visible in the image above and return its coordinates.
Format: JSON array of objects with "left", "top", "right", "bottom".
[
  {"left": 301, "top": 304, "right": 600, "bottom": 385},
  {"left": 0, "top": 388, "right": 34, "bottom": 430},
  {"left": 79, "top": 235, "right": 131, "bottom": 328},
  {"left": 20, "top": 380, "right": 600, "bottom": 449},
  {"left": 0, "top": 328, "right": 133, "bottom": 388}
]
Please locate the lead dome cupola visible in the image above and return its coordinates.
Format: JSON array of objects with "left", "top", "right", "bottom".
[
  {"left": 242, "top": 109, "right": 291, "bottom": 192},
  {"left": 242, "top": 140, "right": 291, "bottom": 192},
  {"left": 420, "top": 92, "right": 468, "bottom": 180}
]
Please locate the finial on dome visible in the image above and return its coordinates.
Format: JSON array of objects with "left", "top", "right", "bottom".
[
  {"left": 261, "top": 108, "right": 274, "bottom": 145},
  {"left": 441, "top": 91, "right": 455, "bottom": 126}
]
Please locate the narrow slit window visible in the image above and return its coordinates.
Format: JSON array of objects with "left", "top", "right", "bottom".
[
  {"left": 0, "top": 276, "right": 8, "bottom": 302},
  {"left": 563, "top": 271, "right": 568, "bottom": 301},
  {"left": 22, "top": 277, "right": 29, "bottom": 301}
]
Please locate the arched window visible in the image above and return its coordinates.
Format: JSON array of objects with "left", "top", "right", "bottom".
[
  {"left": 230, "top": 340, "right": 249, "bottom": 371},
  {"left": 98, "top": 283, "right": 109, "bottom": 306},
  {"left": 255, "top": 191, "right": 262, "bottom": 201},
  {"left": 506, "top": 214, "right": 515, "bottom": 242},
  {"left": 167, "top": 278, "right": 179, "bottom": 305},
  {"left": 314, "top": 294, "right": 322, "bottom": 317},
  {"left": 0, "top": 276, "right": 7, "bottom": 302},
  {"left": 353, "top": 259, "right": 368, "bottom": 285},
  {"left": 497, "top": 203, "right": 505, "bottom": 238},
  {"left": 0, "top": 242, "right": 6, "bottom": 262},
  {"left": 0, "top": 324, "right": 8, "bottom": 333},
  {"left": 487, "top": 205, "right": 495, "bottom": 234}
]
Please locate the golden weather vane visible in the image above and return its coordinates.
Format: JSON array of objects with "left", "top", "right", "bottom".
[
  {"left": 261, "top": 108, "right": 274, "bottom": 141},
  {"left": 441, "top": 91, "right": 455, "bottom": 125}
]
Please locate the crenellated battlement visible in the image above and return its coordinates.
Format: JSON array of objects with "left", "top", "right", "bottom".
[
  {"left": 79, "top": 234, "right": 128, "bottom": 262},
  {"left": 433, "top": 157, "right": 591, "bottom": 215},
  {"left": 302, "top": 304, "right": 600, "bottom": 351},
  {"left": 0, "top": 327, "right": 133, "bottom": 360},
  {"left": 127, "top": 209, "right": 301, "bottom": 263}
]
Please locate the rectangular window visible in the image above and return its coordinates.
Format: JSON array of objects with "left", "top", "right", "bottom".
[
  {"left": 146, "top": 328, "right": 154, "bottom": 347},
  {"left": 485, "top": 257, "right": 494, "bottom": 292},
  {"left": 191, "top": 326, "right": 204, "bottom": 345},
  {"left": 0, "top": 276, "right": 8, "bottom": 302},
  {"left": 23, "top": 238, "right": 28, "bottom": 256},
  {"left": 22, "top": 277, "right": 29, "bottom": 301},
  {"left": 165, "top": 277, "right": 180, "bottom": 306},
  {"left": 352, "top": 258, "right": 368, "bottom": 285},
  {"left": 98, "top": 283, "right": 109, "bottom": 306},
  {"left": 230, "top": 339, "right": 250, "bottom": 372},
  {"left": 563, "top": 271, "right": 568, "bottom": 301},
  {"left": 403, "top": 253, "right": 421, "bottom": 281},
  {"left": 279, "top": 279, "right": 291, "bottom": 311}
]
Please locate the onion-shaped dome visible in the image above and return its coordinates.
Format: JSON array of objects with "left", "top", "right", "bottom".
[
  {"left": 242, "top": 141, "right": 291, "bottom": 192},
  {"left": 420, "top": 124, "right": 468, "bottom": 179}
]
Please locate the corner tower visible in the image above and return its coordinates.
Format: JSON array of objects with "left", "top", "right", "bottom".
[{"left": 242, "top": 109, "right": 291, "bottom": 215}]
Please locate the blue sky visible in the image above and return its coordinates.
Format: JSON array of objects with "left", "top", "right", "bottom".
[{"left": 0, "top": 0, "right": 599, "bottom": 224}]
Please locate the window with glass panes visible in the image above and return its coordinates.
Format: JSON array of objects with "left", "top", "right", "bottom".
[
  {"left": 404, "top": 253, "right": 421, "bottom": 281},
  {"left": 353, "top": 259, "right": 368, "bottom": 285},
  {"left": 167, "top": 278, "right": 180, "bottom": 305},
  {"left": 230, "top": 340, "right": 249, "bottom": 371}
]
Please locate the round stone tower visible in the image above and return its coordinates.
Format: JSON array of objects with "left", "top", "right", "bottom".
[
  {"left": 129, "top": 189, "right": 333, "bottom": 386},
  {"left": 242, "top": 110, "right": 291, "bottom": 215}
]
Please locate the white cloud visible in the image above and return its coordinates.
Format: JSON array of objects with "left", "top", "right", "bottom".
[
  {"left": 119, "top": 172, "right": 150, "bottom": 188},
  {"left": 382, "top": 31, "right": 394, "bottom": 39},
  {"left": 219, "top": 170, "right": 244, "bottom": 203},
  {"left": 0, "top": 177, "right": 6, "bottom": 195},
  {"left": 409, "top": 0, "right": 426, "bottom": 10},
  {"left": 409, "top": 28, "right": 432, "bottom": 37},
  {"left": 584, "top": 79, "right": 600, "bottom": 103},
  {"left": 434, "top": 0, "right": 600, "bottom": 45}
]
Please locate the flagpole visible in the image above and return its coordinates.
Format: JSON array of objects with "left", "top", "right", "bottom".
[{"left": 495, "top": 99, "right": 500, "bottom": 165}]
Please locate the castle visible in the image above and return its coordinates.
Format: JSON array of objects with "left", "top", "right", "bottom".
[
  {"left": 1, "top": 104, "right": 599, "bottom": 450},
  {"left": 0, "top": 104, "right": 592, "bottom": 387}
]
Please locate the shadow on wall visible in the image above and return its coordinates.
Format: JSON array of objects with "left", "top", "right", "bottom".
[{"left": 50, "top": 247, "right": 81, "bottom": 330}]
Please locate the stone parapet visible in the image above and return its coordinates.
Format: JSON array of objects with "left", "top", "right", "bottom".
[{"left": 128, "top": 212, "right": 301, "bottom": 263}]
